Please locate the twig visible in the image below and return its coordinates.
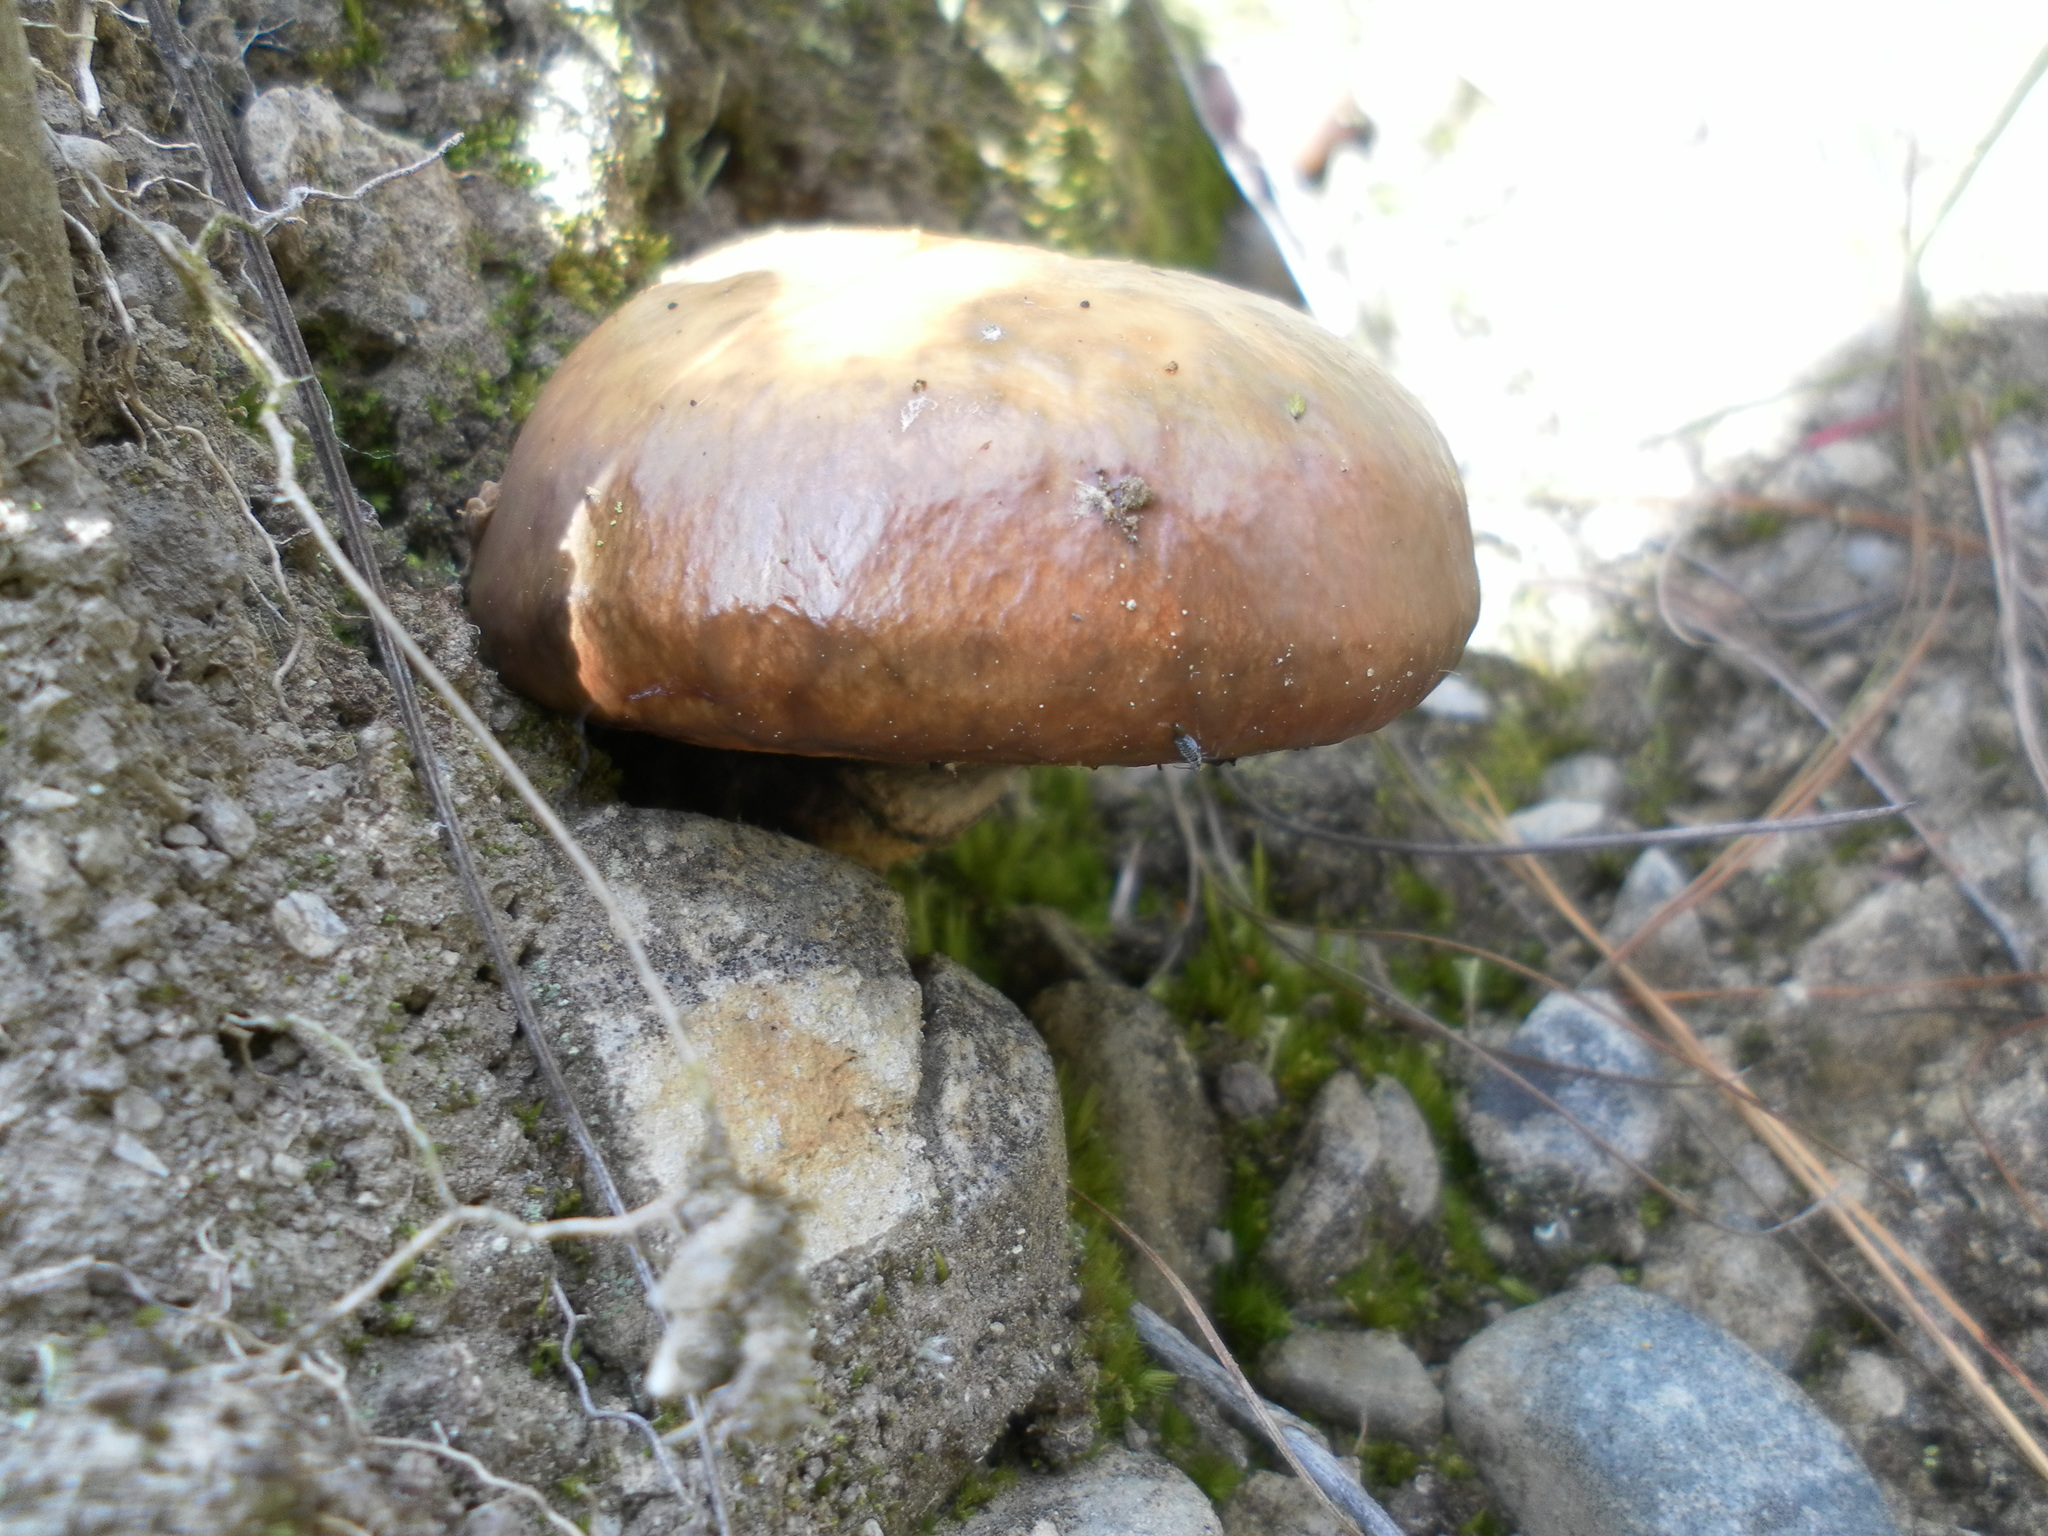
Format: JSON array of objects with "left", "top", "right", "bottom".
[
  {"left": 1228, "top": 777, "right": 1908, "bottom": 858},
  {"left": 687, "top": 1392, "right": 736, "bottom": 1536},
  {"left": 291, "top": 1196, "right": 687, "bottom": 1353},
  {"left": 547, "top": 1279, "right": 693, "bottom": 1507},
  {"left": 241, "top": 1014, "right": 453, "bottom": 1209},
  {"left": 256, "top": 135, "right": 464, "bottom": 232},
  {"left": 369, "top": 1434, "right": 585, "bottom": 1536},
  {"left": 1129, "top": 1304, "right": 1403, "bottom": 1536},
  {"left": 1915, "top": 38, "right": 2048, "bottom": 263}
]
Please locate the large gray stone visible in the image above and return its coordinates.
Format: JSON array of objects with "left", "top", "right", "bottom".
[
  {"left": 534, "top": 809, "right": 1083, "bottom": 1528},
  {"left": 1265, "top": 1072, "right": 1441, "bottom": 1298},
  {"left": 1032, "top": 980, "right": 1226, "bottom": 1311},
  {"left": 1462, "top": 991, "right": 1668, "bottom": 1220},
  {"left": 954, "top": 1447, "right": 1223, "bottom": 1536},
  {"left": 1447, "top": 1284, "right": 1901, "bottom": 1536},
  {"left": 1260, "top": 1327, "right": 1444, "bottom": 1449}
]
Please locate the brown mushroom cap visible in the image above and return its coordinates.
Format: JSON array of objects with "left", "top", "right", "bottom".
[{"left": 468, "top": 228, "right": 1477, "bottom": 767}]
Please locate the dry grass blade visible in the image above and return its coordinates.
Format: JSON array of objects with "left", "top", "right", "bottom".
[
  {"left": 1913, "top": 38, "right": 2048, "bottom": 265},
  {"left": 548, "top": 1279, "right": 693, "bottom": 1506},
  {"left": 1128, "top": 1304, "right": 1404, "bottom": 1536}
]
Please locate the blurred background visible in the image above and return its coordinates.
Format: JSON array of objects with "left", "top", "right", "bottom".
[{"left": 1164, "top": 0, "right": 2048, "bottom": 661}]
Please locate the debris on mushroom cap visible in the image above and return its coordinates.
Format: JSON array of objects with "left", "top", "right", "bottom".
[{"left": 467, "top": 227, "right": 1478, "bottom": 767}]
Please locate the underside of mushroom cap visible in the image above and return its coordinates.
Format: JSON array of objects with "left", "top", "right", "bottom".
[{"left": 468, "top": 228, "right": 1478, "bottom": 767}]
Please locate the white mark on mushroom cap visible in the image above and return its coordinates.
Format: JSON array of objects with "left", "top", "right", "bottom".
[{"left": 979, "top": 323, "right": 1003, "bottom": 341}]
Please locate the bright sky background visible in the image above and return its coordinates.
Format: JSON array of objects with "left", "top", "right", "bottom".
[{"left": 1173, "top": 0, "right": 2048, "bottom": 662}]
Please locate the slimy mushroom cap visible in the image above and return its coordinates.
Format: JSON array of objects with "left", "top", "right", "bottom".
[{"left": 469, "top": 227, "right": 1478, "bottom": 769}]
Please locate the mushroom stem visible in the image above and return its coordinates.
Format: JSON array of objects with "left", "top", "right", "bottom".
[
  {"left": 811, "top": 762, "right": 1021, "bottom": 870},
  {"left": 587, "top": 728, "right": 1021, "bottom": 871}
]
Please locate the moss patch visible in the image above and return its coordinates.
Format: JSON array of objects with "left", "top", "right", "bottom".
[{"left": 894, "top": 769, "right": 1112, "bottom": 987}]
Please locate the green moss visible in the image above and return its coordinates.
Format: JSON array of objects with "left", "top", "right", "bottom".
[
  {"left": 1015, "top": 4, "right": 1239, "bottom": 268},
  {"left": 303, "top": 0, "right": 384, "bottom": 81},
  {"left": 1157, "top": 1400, "right": 1246, "bottom": 1503},
  {"left": 1625, "top": 709, "right": 1690, "bottom": 827},
  {"left": 315, "top": 373, "right": 406, "bottom": 519},
  {"left": 944, "top": 1465, "right": 1018, "bottom": 1523},
  {"left": 1334, "top": 1245, "right": 1435, "bottom": 1333},
  {"left": 1063, "top": 1071, "right": 1177, "bottom": 1435},
  {"left": 893, "top": 768, "right": 1112, "bottom": 985},
  {"left": 444, "top": 108, "right": 542, "bottom": 189},
  {"left": 1465, "top": 668, "right": 1593, "bottom": 811},
  {"left": 1209, "top": 1154, "right": 1291, "bottom": 1350},
  {"left": 547, "top": 222, "right": 673, "bottom": 315},
  {"left": 1361, "top": 1440, "right": 1420, "bottom": 1487}
]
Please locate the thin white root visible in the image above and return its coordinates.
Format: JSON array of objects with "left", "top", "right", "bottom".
[{"left": 369, "top": 1434, "right": 585, "bottom": 1536}]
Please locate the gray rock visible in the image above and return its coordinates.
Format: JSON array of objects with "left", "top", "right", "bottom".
[
  {"left": 1836, "top": 1351, "right": 1909, "bottom": 1425},
  {"left": 1973, "top": 1046, "right": 2048, "bottom": 1192},
  {"left": 1793, "top": 879, "right": 1973, "bottom": 1092},
  {"left": 1641, "top": 1221, "right": 1818, "bottom": 1370},
  {"left": 194, "top": 791, "right": 258, "bottom": 860},
  {"left": 1541, "top": 753, "right": 1626, "bottom": 810},
  {"left": 1462, "top": 991, "right": 1668, "bottom": 1213},
  {"left": 954, "top": 1447, "right": 1222, "bottom": 1536},
  {"left": 239, "top": 85, "right": 506, "bottom": 415},
  {"left": 1418, "top": 674, "right": 1493, "bottom": 722},
  {"left": 1032, "top": 980, "right": 1227, "bottom": 1311},
  {"left": 269, "top": 890, "right": 347, "bottom": 961},
  {"left": 1217, "top": 1060, "right": 1280, "bottom": 1121},
  {"left": 536, "top": 810, "right": 1082, "bottom": 1526},
  {"left": 995, "top": 904, "right": 1120, "bottom": 1003},
  {"left": 1602, "top": 848, "right": 1711, "bottom": 986},
  {"left": 1264, "top": 1072, "right": 1441, "bottom": 1297},
  {"left": 456, "top": 1499, "right": 534, "bottom": 1536},
  {"left": 1505, "top": 798, "right": 1608, "bottom": 845},
  {"left": 1884, "top": 676, "right": 1981, "bottom": 805},
  {"left": 2028, "top": 827, "right": 2048, "bottom": 914},
  {"left": 1261, "top": 1327, "right": 1444, "bottom": 1448},
  {"left": 1947, "top": 806, "right": 2048, "bottom": 894},
  {"left": 1221, "top": 1470, "right": 1351, "bottom": 1536},
  {"left": 1447, "top": 1283, "right": 1900, "bottom": 1536}
]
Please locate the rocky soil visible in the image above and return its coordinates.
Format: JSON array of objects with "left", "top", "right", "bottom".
[{"left": 5, "top": 0, "right": 2048, "bottom": 1534}]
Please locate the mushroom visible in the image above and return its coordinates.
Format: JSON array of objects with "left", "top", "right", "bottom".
[{"left": 468, "top": 227, "right": 1477, "bottom": 865}]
